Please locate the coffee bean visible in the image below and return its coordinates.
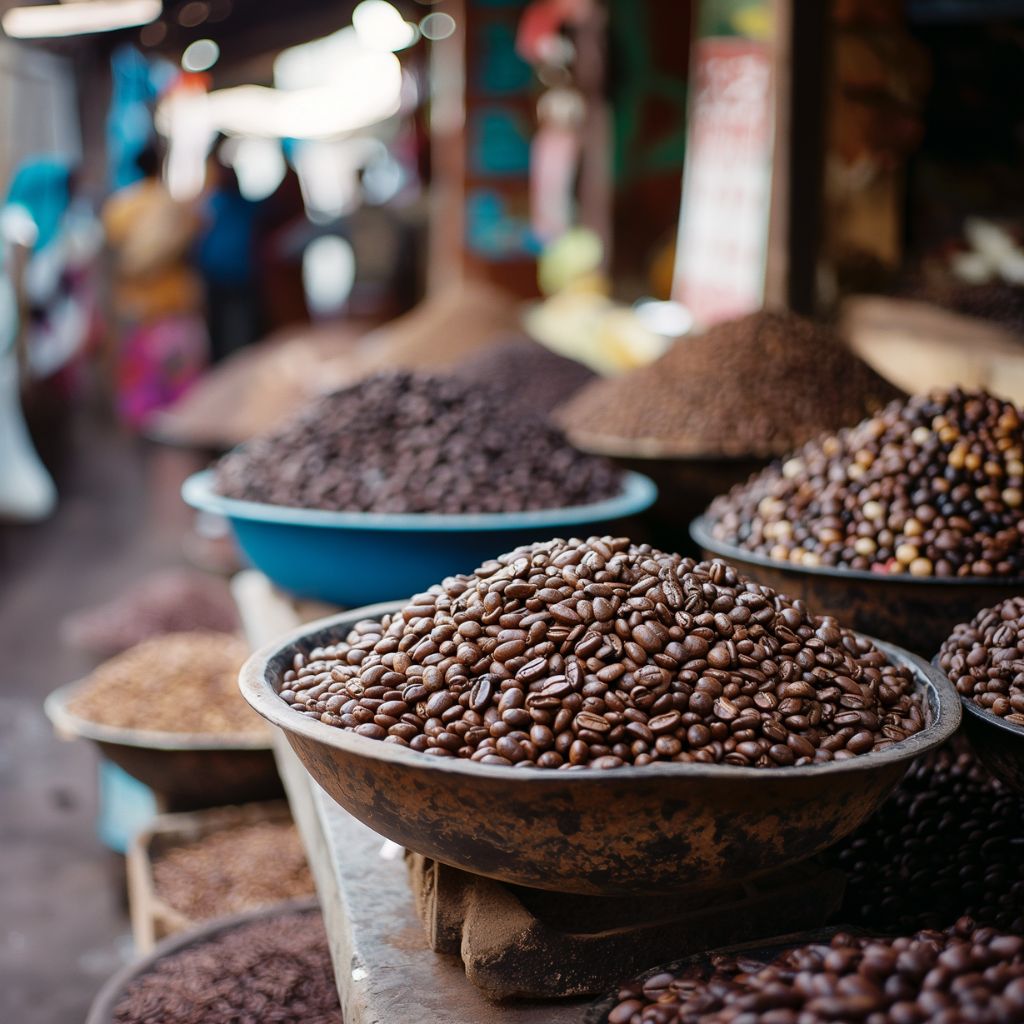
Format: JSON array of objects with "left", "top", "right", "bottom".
[
  {"left": 216, "top": 370, "right": 620, "bottom": 516},
  {"left": 606, "top": 916, "right": 1024, "bottom": 1024},
  {"left": 281, "top": 538, "right": 924, "bottom": 769},
  {"left": 709, "top": 388, "right": 1024, "bottom": 577}
]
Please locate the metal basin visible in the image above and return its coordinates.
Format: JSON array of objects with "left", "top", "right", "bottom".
[
  {"left": 183, "top": 469, "right": 658, "bottom": 606},
  {"left": 240, "top": 605, "right": 961, "bottom": 897},
  {"left": 958, "top": 696, "right": 1024, "bottom": 794},
  {"left": 45, "top": 682, "right": 281, "bottom": 810},
  {"left": 691, "top": 515, "right": 1024, "bottom": 659},
  {"left": 85, "top": 897, "right": 320, "bottom": 1024}
]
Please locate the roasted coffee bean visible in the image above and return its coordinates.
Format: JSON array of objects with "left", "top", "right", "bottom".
[
  {"left": 826, "top": 742, "right": 1024, "bottom": 934},
  {"left": 708, "top": 388, "right": 1024, "bottom": 577},
  {"left": 280, "top": 537, "right": 924, "bottom": 769},
  {"left": 939, "top": 597, "right": 1024, "bottom": 724},
  {"left": 556, "top": 311, "right": 899, "bottom": 459},
  {"left": 216, "top": 371, "right": 620, "bottom": 515},
  {"left": 112, "top": 909, "right": 340, "bottom": 1024},
  {"left": 605, "top": 917, "right": 1024, "bottom": 1024}
]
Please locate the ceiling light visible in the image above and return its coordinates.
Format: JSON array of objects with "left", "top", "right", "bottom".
[
  {"left": 352, "top": 0, "right": 417, "bottom": 52},
  {"left": 2, "top": 0, "right": 161, "bottom": 38},
  {"left": 182, "top": 38, "right": 219, "bottom": 72},
  {"left": 419, "top": 11, "right": 454, "bottom": 40}
]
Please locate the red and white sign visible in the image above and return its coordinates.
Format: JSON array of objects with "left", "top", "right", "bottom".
[{"left": 673, "top": 37, "right": 774, "bottom": 327}]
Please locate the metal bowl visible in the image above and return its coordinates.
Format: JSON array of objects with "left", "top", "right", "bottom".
[
  {"left": 691, "top": 515, "right": 1024, "bottom": 658},
  {"left": 45, "top": 681, "right": 281, "bottom": 810},
  {"left": 85, "top": 897, "right": 320, "bottom": 1024},
  {"left": 956, "top": 695, "right": 1024, "bottom": 793},
  {"left": 239, "top": 605, "right": 961, "bottom": 897},
  {"left": 182, "top": 469, "right": 658, "bottom": 606}
]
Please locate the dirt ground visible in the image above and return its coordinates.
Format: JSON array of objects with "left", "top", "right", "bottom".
[{"left": 0, "top": 410, "right": 204, "bottom": 1024}]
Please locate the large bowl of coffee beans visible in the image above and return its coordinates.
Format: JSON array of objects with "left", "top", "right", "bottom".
[
  {"left": 46, "top": 633, "right": 280, "bottom": 807},
  {"left": 183, "top": 371, "right": 657, "bottom": 605},
  {"left": 590, "top": 918, "right": 1024, "bottom": 1024},
  {"left": 937, "top": 598, "right": 1024, "bottom": 791},
  {"left": 240, "top": 536, "right": 959, "bottom": 895},
  {"left": 697, "top": 388, "right": 1024, "bottom": 655}
]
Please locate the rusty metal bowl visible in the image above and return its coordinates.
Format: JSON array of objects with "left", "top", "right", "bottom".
[
  {"left": 956, "top": 694, "right": 1024, "bottom": 794},
  {"left": 691, "top": 515, "right": 1024, "bottom": 658},
  {"left": 240, "top": 605, "right": 960, "bottom": 897},
  {"left": 45, "top": 681, "right": 282, "bottom": 810},
  {"left": 85, "top": 897, "right": 320, "bottom": 1024}
]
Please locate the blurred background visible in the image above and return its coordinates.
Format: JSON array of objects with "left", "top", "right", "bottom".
[{"left": 2, "top": 0, "right": 1024, "bottom": 1021}]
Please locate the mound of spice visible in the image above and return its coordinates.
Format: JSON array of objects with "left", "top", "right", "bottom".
[
  {"left": 215, "top": 370, "right": 622, "bottom": 514},
  {"left": 112, "top": 908, "right": 339, "bottom": 1024},
  {"left": 69, "top": 632, "right": 266, "bottom": 737},
  {"left": 555, "top": 310, "right": 901, "bottom": 457},
  {"left": 281, "top": 536, "right": 925, "bottom": 769},
  {"left": 707, "top": 387, "right": 1024, "bottom": 577},
  {"left": 453, "top": 335, "right": 595, "bottom": 420},
  {"left": 61, "top": 569, "right": 239, "bottom": 658},
  {"left": 153, "top": 819, "right": 314, "bottom": 922},
  {"left": 826, "top": 742, "right": 1024, "bottom": 934},
  {"left": 938, "top": 597, "right": 1024, "bottom": 724},
  {"left": 604, "top": 918, "right": 1024, "bottom": 1024}
]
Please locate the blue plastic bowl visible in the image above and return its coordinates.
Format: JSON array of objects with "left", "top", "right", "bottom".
[{"left": 182, "top": 469, "right": 658, "bottom": 605}]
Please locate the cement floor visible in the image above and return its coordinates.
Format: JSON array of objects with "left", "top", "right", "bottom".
[{"left": 0, "top": 411, "right": 204, "bottom": 1024}]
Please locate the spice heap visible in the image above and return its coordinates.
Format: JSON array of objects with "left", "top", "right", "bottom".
[
  {"left": 555, "top": 311, "right": 901, "bottom": 457},
  {"left": 113, "top": 908, "right": 339, "bottom": 1024},
  {"left": 453, "top": 336, "right": 595, "bottom": 420},
  {"left": 153, "top": 819, "right": 314, "bottom": 922},
  {"left": 61, "top": 569, "right": 239, "bottom": 658},
  {"left": 605, "top": 918, "right": 1024, "bottom": 1024},
  {"left": 281, "top": 537, "right": 925, "bottom": 769},
  {"left": 215, "top": 370, "right": 622, "bottom": 515},
  {"left": 938, "top": 597, "right": 1024, "bottom": 725},
  {"left": 69, "top": 632, "right": 266, "bottom": 737},
  {"left": 826, "top": 743, "right": 1024, "bottom": 934},
  {"left": 707, "top": 388, "right": 1024, "bottom": 576}
]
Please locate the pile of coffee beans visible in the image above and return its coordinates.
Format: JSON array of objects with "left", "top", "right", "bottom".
[
  {"left": 112, "top": 908, "right": 339, "bottom": 1024},
  {"left": 280, "top": 537, "right": 925, "bottom": 769},
  {"left": 555, "top": 311, "right": 900, "bottom": 457},
  {"left": 825, "top": 743, "right": 1024, "bottom": 934},
  {"left": 707, "top": 388, "right": 1024, "bottom": 576},
  {"left": 604, "top": 918, "right": 1024, "bottom": 1024},
  {"left": 61, "top": 569, "right": 239, "bottom": 658},
  {"left": 153, "top": 818, "right": 314, "bottom": 922},
  {"left": 69, "top": 632, "right": 266, "bottom": 737},
  {"left": 938, "top": 597, "right": 1024, "bottom": 724},
  {"left": 215, "top": 370, "right": 622, "bottom": 514},
  {"left": 454, "top": 335, "right": 595, "bottom": 420}
]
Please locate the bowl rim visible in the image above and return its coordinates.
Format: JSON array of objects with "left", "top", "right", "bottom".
[
  {"left": 930, "top": 654, "right": 1024, "bottom": 740},
  {"left": 182, "top": 468, "right": 658, "bottom": 532},
  {"left": 690, "top": 514, "right": 1024, "bottom": 588},
  {"left": 239, "top": 603, "right": 962, "bottom": 784},
  {"left": 44, "top": 680, "right": 274, "bottom": 752},
  {"left": 85, "top": 897, "right": 321, "bottom": 1024}
]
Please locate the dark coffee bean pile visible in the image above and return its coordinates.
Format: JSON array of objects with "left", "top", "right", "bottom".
[
  {"left": 215, "top": 370, "right": 621, "bottom": 514},
  {"left": 604, "top": 918, "right": 1024, "bottom": 1024},
  {"left": 556, "top": 311, "right": 900, "bottom": 457},
  {"left": 708, "top": 388, "right": 1024, "bottom": 576},
  {"left": 453, "top": 335, "right": 595, "bottom": 420},
  {"left": 113, "top": 908, "right": 340, "bottom": 1024},
  {"left": 938, "top": 597, "right": 1024, "bottom": 725},
  {"left": 825, "top": 743, "right": 1024, "bottom": 934},
  {"left": 280, "top": 537, "right": 925, "bottom": 769}
]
